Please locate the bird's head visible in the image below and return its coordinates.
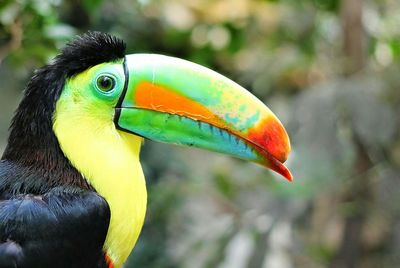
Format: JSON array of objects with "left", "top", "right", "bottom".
[{"left": 47, "top": 32, "right": 292, "bottom": 180}]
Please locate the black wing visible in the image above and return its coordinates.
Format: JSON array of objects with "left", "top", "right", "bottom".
[{"left": 0, "top": 188, "right": 110, "bottom": 268}]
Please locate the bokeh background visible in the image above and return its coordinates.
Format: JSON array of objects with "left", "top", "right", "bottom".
[{"left": 1, "top": 0, "right": 400, "bottom": 267}]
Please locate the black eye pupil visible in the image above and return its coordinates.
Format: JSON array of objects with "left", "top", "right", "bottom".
[
  {"left": 97, "top": 75, "right": 115, "bottom": 92},
  {"left": 100, "top": 77, "right": 111, "bottom": 88}
]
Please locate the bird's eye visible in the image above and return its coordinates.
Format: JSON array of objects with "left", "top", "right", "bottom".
[{"left": 96, "top": 75, "right": 116, "bottom": 93}]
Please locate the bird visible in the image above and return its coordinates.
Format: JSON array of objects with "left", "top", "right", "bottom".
[{"left": 0, "top": 32, "right": 291, "bottom": 268}]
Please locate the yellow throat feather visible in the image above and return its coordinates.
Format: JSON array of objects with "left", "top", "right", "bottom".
[{"left": 53, "top": 65, "right": 147, "bottom": 268}]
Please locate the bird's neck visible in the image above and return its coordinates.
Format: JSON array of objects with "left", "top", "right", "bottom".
[{"left": 53, "top": 109, "right": 147, "bottom": 267}]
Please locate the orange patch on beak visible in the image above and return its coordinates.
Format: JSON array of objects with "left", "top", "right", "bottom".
[{"left": 135, "top": 81, "right": 223, "bottom": 127}]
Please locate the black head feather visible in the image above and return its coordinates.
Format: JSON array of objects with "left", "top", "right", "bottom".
[
  {"left": 52, "top": 31, "right": 126, "bottom": 77},
  {"left": 1, "top": 32, "right": 126, "bottom": 194}
]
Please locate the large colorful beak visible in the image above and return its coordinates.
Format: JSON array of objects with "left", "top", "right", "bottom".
[{"left": 115, "top": 54, "right": 292, "bottom": 181}]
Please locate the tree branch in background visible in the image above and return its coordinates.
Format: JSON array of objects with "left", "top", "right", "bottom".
[
  {"left": 0, "top": 18, "right": 23, "bottom": 64},
  {"left": 330, "top": 0, "right": 373, "bottom": 267},
  {"left": 341, "top": 0, "right": 364, "bottom": 75}
]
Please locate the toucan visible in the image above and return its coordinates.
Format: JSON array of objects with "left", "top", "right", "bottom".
[{"left": 0, "top": 32, "right": 291, "bottom": 268}]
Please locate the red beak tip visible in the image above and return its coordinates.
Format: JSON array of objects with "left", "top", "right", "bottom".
[
  {"left": 285, "top": 172, "right": 294, "bottom": 182},
  {"left": 275, "top": 164, "right": 293, "bottom": 182}
]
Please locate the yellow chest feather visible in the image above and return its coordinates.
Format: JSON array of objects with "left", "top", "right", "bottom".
[{"left": 54, "top": 106, "right": 147, "bottom": 267}]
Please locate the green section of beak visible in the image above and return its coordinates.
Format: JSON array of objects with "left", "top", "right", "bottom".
[{"left": 115, "top": 54, "right": 292, "bottom": 180}]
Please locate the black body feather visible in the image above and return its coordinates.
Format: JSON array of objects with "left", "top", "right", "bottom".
[
  {"left": 0, "top": 32, "right": 125, "bottom": 267},
  {"left": 0, "top": 188, "right": 110, "bottom": 268}
]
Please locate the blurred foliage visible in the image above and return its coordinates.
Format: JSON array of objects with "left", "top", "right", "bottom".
[{"left": 1, "top": 0, "right": 400, "bottom": 267}]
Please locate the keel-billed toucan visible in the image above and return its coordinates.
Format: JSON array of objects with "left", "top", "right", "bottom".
[{"left": 0, "top": 32, "right": 291, "bottom": 268}]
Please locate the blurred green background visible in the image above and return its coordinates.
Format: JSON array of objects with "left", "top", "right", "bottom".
[{"left": 1, "top": 0, "right": 400, "bottom": 267}]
